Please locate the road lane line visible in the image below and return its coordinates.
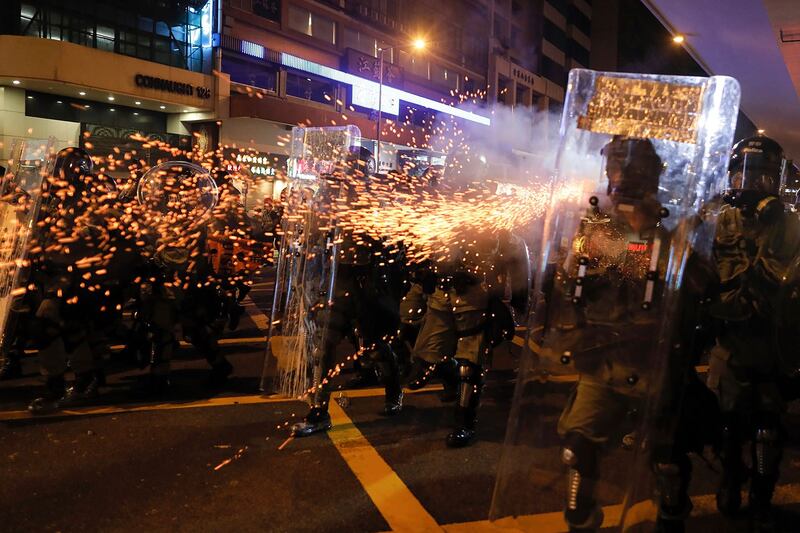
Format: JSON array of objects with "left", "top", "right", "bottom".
[
  {"left": 242, "top": 296, "right": 269, "bottom": 332},
  {"left": 327, "top": 401, "right": 443, "bottom": 532},
  {"left": 0, "top": 394, "right": 299, "bottom": 421},
  {"left": 0, "top": 386, "right": 444, "bottom": 422},
  {"left": 22, "top": 336, "right": 268, "bottom": 356}
]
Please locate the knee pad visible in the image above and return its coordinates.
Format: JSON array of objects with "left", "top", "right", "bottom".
[
  {"left": 561, "top": 432, "right": 601, "bottom": 526},
  {"left": 456, "top": 359, "right": 482, "bottom": 408},
  {"left": 561, "top": 432, "right": 598, "bottom": 476},
  {"left": 753, "top": 426, "right": 782, "bottom": 478}
]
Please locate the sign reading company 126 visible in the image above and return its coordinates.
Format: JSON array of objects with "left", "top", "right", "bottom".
[{"left": 135, "top": 74, "right": 212, "bottom": 99}]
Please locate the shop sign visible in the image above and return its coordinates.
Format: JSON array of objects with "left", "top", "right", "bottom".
[
  {"left": 225, "top": 150, "right": 288, "bottom": 177},
  {"left": 135, "top": 74, "right": 212, "bottom": 99},
  {"left": 344, "top": 49, "right": 403, "bottom": 87}
]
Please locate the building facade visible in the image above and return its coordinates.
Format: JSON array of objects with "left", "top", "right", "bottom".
[
  {"left": 218, "top": 0, "right": 497, "bottom": 182},
  {"left": 0, "top": 0, "right": 225, "bottom": 167},
  {"left": 0, "top": 0, "right": 604, "bottom": 192}
]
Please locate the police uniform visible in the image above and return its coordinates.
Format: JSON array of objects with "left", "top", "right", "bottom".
[
  {"left": 27, "top": 150, "right": 123, "bottom": 412},
  {"left": 698, "top": 134, "right": 800, "bottom": 526},
  {"left": 706, "top": 203, "right": 800, "bottom": 520},
  {"left": 409, "top": 230, "right": 527, "bottom": 448},
  {"left": 291, "top": 174, "right": 403, "bottom": 437},
  {"left": 546, "top": 136, "right": 711, "bottom": 531}
]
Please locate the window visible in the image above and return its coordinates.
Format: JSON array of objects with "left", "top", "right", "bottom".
[
  {"left": 543, "top": 19, "right": 566, "bottom": 50},
  {"left": 547, "top": 0, "right": 569, "bottom": 17},
  {"left": 430, "top": 64, "right": 459, "bottom": 90},
  {"left": 342, "top": 27, "right": 375, "bottom": 56},
  {"left": 541, "top": 56, "right": 565, "bottom": 86},
  {"left": 568, "top": 5, "right": 591, "bottom": 36},
  {"left": 96, "top": 25, "right": 115, "bottom": 51},
  {"left": 498, "top": 75, "right": 511, "bottom": 105},
  {"left": 515, "top": 85, "right": 530, "bottom": 107},
  {"left": 494, "top": 15, "right": 508, "bottom": 40},
  {"left": 464, "top": 35, "right": 488, "bottom": 72},
  {"left": 285, "top": 72, "right": 335, "bottom": 105},
  {"left": 288, "top": 5, "right": 311, "bottom": 36},
  {"left": 400, "top": 51, "right": 429, "bottom": 79},
  {"left": 253, "top": 0, "right": 281, "bottom": 22},
  {"left": 400, "top": 103, "right": 434, "bottom": 128},
  {"left": 288, "top": 5, "right": 336, "bottom": 45},
  {"left": 313, "top": 15, "right": 336, "bottom": 45},
  {"left": 222, "top": 55, "right": 278, "bottom": 92},
  {"left": 16, "top": 0, "right": 211, "bottom": 72},
  {"left": 568, "top": 39, "right": 590, "bottom": 67}
]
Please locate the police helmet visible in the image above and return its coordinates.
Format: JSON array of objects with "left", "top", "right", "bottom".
[
  {"left": 727, "top": 134, "right": 785, "bottom": 197},
  {"left": 602, "top": 136, "right": 662, "bottom": 202},
  {"left": 52, "top": 147, "right": 93, "bottom": 183}
]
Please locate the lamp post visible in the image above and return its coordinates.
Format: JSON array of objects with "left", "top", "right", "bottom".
[{"left": 375, "top": 38, "right": 426, "bottom": 171}]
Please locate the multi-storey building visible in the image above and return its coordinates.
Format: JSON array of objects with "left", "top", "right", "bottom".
[
  {"left": 218, "top": 0, "right": 497, "bottom": 187},
  {"left": 0, "top": 0, "right": 604, "bottom": 195},
  {"left": 0, "top": 0, "right": 225, "bottom": 167},
  {"left": 488, "top": 0, "right": 593, "bottom": 110}
]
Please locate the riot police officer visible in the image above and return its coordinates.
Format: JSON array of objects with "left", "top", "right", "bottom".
[
  {"left": 706, "top": 134, "right": 800, "bottom": 529},
  {"left": 406, "top": 191, "right": 529, "bottom": 448},
  {"left": 134, "top": 161, "right": 232, "bottom": 393},
  {"left": 552, "top": 136, "right": 698, "bottom": 530},
  {"left": 27, "top": 147, "right": 116, "bottom": 411},
  {"left": 291, "top": 153, "right": 403, "bottom": 437}
]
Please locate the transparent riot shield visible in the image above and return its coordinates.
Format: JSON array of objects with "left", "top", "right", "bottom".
[
  {"left": 137, "top": 161, "right": 218, "bottom": 250},
  {"left": 490, "top": 70, "right": 740, "bottom": 531},
  {"left": 261, "top": 125, "right": 360, "bottom": 396},
  {"left": 0, "top": 137, "right": 55, "bottom": 352}
]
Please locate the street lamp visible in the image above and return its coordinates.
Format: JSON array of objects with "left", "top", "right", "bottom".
[{"left": 376, "top": 37, "right": 427, "bottom": 170}]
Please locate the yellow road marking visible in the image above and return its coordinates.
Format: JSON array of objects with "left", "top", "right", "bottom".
[
  {"left": 0, "top": 394, "right": 297, "bottom": 421},
  {"left": 22, "top": 336, "right": 267, "bottom": 356},
  {"left": 328, "top": 401, "right": 442, "bottom": 532},
  {"left": 0, "top": 386, "right": 443, "bottom": 422},
  {"left": 243, "top": 296, "right": 270, "bottom": 332}
]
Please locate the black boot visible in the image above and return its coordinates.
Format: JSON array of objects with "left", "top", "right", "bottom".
[
  {"left": 446, "top": 360, "right": 482, "bottom": 448},
  {"left": 136, "top": 369, "right": 172, "bottom": 397},
  {"left": 28, "top": 374, "right": 67, "bottom": 414},
  {"left": 0, "top": 354, "right": 22, "bottom": 380},
  {"left": 291, "top": 406, "right": 332, "bottom": 437},
  {"left": 435, "top": 359, "right": 459, "bottom": 402},
  {"left": 207, "top": 358, "right": 234, "bottom": 387},
  {"left": 377, "top": 347, "right": 403, "bottom": 416},
  {"left": 561, "top": 432, "right": 604, "bottom": 531},
  {"left": 346, "top": 357, "right": 379, "bottom": 389},
  {"left": 717, "top": 418, "right": 745, "bottom": 516},
  {"left": 228, "top": 302, "right": 245, "bottom": 331},
  {"left": 653, "top": 456, "right": 693, "bottom": 533},
  {"left": 59, "top": 371, "right": 100, "bottom": 408},
  {"left": 406, "top": 358, "right": 436, "bottom": 390}
]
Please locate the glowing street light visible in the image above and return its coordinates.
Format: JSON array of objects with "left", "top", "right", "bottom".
[
  {"left": 413, "top": 38, "right": 427, "bottom": 51},
  {"left": 672, "top": 34, "right": 685, "bottom": 44}
]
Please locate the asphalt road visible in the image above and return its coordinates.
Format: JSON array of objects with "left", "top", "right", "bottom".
[{"left": 3, "top": 276, "right": 800, "bottom": 531}]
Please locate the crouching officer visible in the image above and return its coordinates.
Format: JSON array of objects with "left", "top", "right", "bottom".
[{"left": 407, "top": 221, "right": 529, "bottom": 448}]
